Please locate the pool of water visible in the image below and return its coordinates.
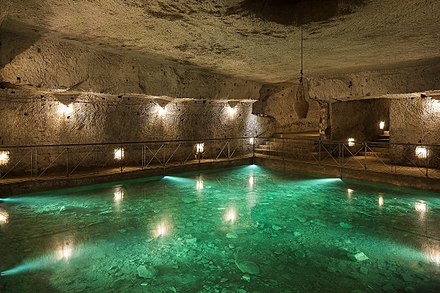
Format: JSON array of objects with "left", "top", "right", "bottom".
[{"left": 1, "top": 165, "right": 440, "bottom": 292}]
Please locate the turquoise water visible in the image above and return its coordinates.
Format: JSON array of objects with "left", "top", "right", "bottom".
[{"left": 1, "top": 165, "right": 440, "bottom": 292}]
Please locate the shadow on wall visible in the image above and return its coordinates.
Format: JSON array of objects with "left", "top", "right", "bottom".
[
  {"left": 227, "top": 0, "right": 367, "bottom": 25},
  {"left": 0, "top": 19, "right": 45, "bottom": 71}
]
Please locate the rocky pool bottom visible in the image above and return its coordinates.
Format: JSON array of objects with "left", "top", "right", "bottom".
[{"left": 0, "top": 165, "right": 440, "bottom": 292}]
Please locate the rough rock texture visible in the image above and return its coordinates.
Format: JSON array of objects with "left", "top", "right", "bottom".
[
  {"left": 331, "top": 99, "right": 390, "bottom": 141},
  {"left": 1, "top": 0, "right": 439, "bottom": 83},
  {"left": 390, "top": 97, "right": 440, "bottom": 144},
  {"left": 0, "top": 88, "right": 272, "bottom": 147}
]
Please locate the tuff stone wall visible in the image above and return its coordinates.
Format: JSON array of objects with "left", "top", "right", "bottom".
[
  {"left": 330, "top": 99, "right": 390, "bottom": 141},
  {"left": 0, "top": 88, "right": 273, "bottom": 174},
  {"left": 252, "top": 82, "right": 321, "bottom": 133},
  {"left": 390, "top": 97, "right": 440, "bottom": 145}
]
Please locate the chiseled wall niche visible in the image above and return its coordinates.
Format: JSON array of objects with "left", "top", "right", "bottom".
[
  {"left": 0, "top": 89, "right": 273, "bottom": 173},
  {"left": 330, "top": 99, "right": 390, "bottom": 142},
  {"left": 253, "top": 82, "right": 320, "bottom": 133},
  {"left": 389, "top": 97, "right": 440, "bottom": 167}
]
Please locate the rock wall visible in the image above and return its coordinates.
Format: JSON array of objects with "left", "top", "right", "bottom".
[
  {"left": 0, "top": 20, "right": 262, "bottom": 101},
  {"left": 390, "top": 97, "right": 440, "bottom": 144},
  {"left": 252, "top": 82, "right": 320, "bottom": 133},
  {"left": 0, "top": 88, "right": 273, "bottom": 173},
  {"left": 330, "top": 99, "right": 390, "bottom": 141}
]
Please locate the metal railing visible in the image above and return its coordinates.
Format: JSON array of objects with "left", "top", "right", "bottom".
[
  {"left": 0, "top": 137, "right": 256, "bottom": 181},
  {"left": 255, "top": 137, "right": 440, "bottom": 179}
]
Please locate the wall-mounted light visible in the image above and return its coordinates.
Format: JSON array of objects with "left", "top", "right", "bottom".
[
  {"left": 347, "top": 138, "right": 355, "bottom": 147},
  {"left": 155, "top": 99, "right": 170, "bottom": 117},
  {"left": 227, "top": 101, "right": 240, "bottom": 116},
  {"left": 55, "top": 241, "right": 73, "bottom": 261},
  {"left": 249, "top": 138, "right": 255, "bottom": 144},
  {"left": 196, "top": 143, "right": 205, "bottom": 154},
  {"left": 0, "top": 151, "right": 10, "bottom": 165},
  {"left": 379, "top": 121, "right": 385, "bottom": 130},
  {"left": 114, "top": 148, "right": 125, "bottom": 160},
  {"left": 415, "top": 146, "right": 429, "bottom": 159},
  {"left": 58, "top": 103, "right": 74, "bottom": 116}
]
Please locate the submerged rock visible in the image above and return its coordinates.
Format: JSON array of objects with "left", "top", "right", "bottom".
[
  {"left": 272, "top": 225, "right": 282, "bottom": 231},
  {"left": 137, "top": 265, "right": 157, "bottom": 279},
  {"left": 235, "top": 260, "right": 260, "bottom": 275},
  {"left": 348, "top": 252, "right": 369, "bottom": 262},
  {"left": 226, "top": 232, "right": 238, "bottom": 239},
  {"left": 339, "top": 222, "right": 352, "bottom": 229}
]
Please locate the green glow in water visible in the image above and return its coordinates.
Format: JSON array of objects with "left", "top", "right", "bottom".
[{"left": 1, "top": 166, "right": 440, "bottom": 292}]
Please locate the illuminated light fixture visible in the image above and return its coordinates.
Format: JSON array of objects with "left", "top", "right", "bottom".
[
  {"left": 0, "top": 209, "right": 9, "bottom": 225},
  {"left": 347, "top": 138, "right": 355, "bottom": 147},
  {"left": 415, "top": 146, "right": 429, "bottom": 159},
  {"left": 154, "top": 221, "right": 168, "bottom": 238},
  {"left": 224, "top": 208, "right": 237, "bottom": 223},
  {"left": 378, "top": 195, "right": 384, "bottom": 207},
  {"left": 196, "top": 177, "right": 204, "bottom": 191},
  {"left": 113, "top": 189, "right": 124, "bottom": 203},
  {"left": 56, "top": 242, "right": 73, "bottom": 261},
  {"left": 415, "top": 201, "right": 427, "bottom": 213},
  {"left": 379, "top": 121, "right": 385, "bottom": 130},
  {"left": 155, "top": 99, "right": 170, "bottom": 116},
  {"left": 114, "top": 148, "right": 125, "bottom": 160},
  {"left": 196, "top": 143, "right": 204, "bottom": 154},
  {"left": 249, "top": 138, "right": 255, "bottom": 144},
  {"left": 347, "top": 188, "right": 354, "bottom": 199},
  {"left": 58, "top": 103, "right": 74, "bottom": 116},
  {"left": 0, "top": 151, "right": 10, "bottom": 165},
  {"left": 293, "top": 26, "right": 309, "bottom": 119}
]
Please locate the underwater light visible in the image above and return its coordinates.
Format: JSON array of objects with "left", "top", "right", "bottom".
[
  {"left": 154, "top": 221, "right": 168, "bottom": 238},
  {"left": 0, "top": 209, "right": 9, "bottom": 224},
  {"left": 196, "top": 177, "right": 204, "bottom": 191},
  {"left": 249, "top": 176, "right": 254, "bottom": 186},
  {"left": 224, "top": 208, "right": 237, "bottom": 223},
  {"left": 378, "top": 195, "right": 384, "bottom": 207},
  {"left": 415, "top": 201, "right": 427, "bottom": 213},
  {"left": 347, "top": 188, "right": 354, "bottom": 197},
  {"left": 56, "top": 244, "right": 73, "bottom": 261},
  {"left": 113, "top": 190, "right": 124, "bottom": 202}
]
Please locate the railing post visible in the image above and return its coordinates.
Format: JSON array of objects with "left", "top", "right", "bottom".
[
  {"left": 228, "top": 141, "right": 231, "bottom": 159},
  {"left": 30, "top": 149, "right": 33, "bottom": 178},
  {"left": 66, "top": 147, "right": 69, "bottom": 177},
  {"left": 120, "top": 144, "right": 123, "bottom": 173},
  {"left": 364, "top": 142, "right": 367, "bottom": 170},
  {"left": 318, "top": 140, "right": 321, "bottom": 166}
]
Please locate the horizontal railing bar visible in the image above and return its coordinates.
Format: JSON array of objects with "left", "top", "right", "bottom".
[{"left": 0, "top": 137, "right": 254, "bottom": 149}]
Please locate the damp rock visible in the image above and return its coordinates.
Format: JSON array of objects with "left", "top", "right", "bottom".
[
  {"left": 339, "top": 222, "right": 352, "bottom": 229},
  {"left": 382, "top": 283, "right": 396, "bottom": 292},
  {"left": 272, "top": 225, "right": 282, "bottom": 231},
  {"left": 235, "top": 260, "right": 260, "bottom": 275},
  {"left": 226, "top": 232, "right": 238, "bottom": 239},
  {"left": 182, "top": 198, "right": 196, "bottom": 204},
  {"left": 348, "top": 252, "right": 369, "bottom": 262},
  {"left": 360, "top": 267, "right": 368, "bottom": 274},
  {"left": 220, "top": 278, "right": 228, "bottom": 283},
  {"left": 137, "top": 265, "right": 157, "bottom": 279},
  {"left": 404, "top": 287, "right": 415, "bottom": 293},
  {"left": 241, "top": 274, "right": 251, "bottom": 282}
]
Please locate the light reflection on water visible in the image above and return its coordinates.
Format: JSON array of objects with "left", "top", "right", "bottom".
[{"left": 1, "top": 166, "right": 440, "bottom": 292}]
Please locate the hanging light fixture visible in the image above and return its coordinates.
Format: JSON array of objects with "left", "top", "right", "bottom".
[{"left": 294, "top": 26, "right": 309, "bottom": 119}]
